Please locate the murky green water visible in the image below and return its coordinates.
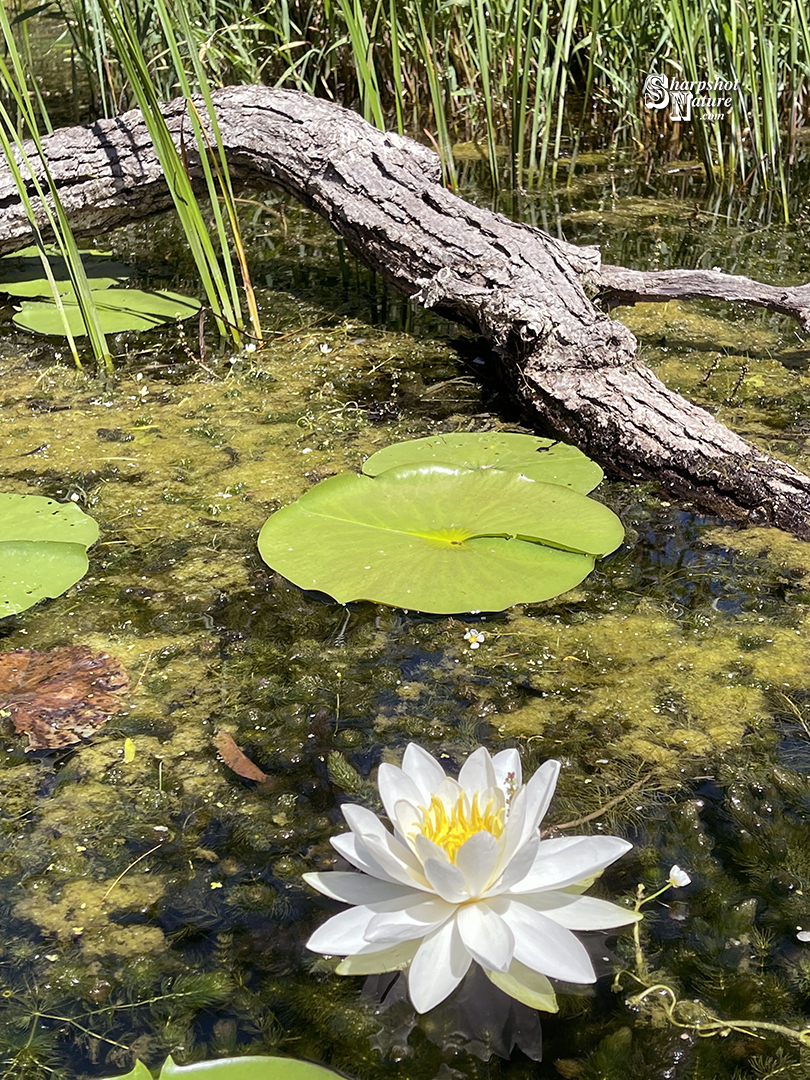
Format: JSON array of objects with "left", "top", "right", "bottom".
[{"left": 3, "top": 158, "right": 810, "bottom": 1080}]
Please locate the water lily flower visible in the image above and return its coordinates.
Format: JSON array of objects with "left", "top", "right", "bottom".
[{"left": 304, "top": 744, "right": 638, "bottom": 1013}]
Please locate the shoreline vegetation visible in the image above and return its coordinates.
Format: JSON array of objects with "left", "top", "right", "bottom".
[{"left": 5, "top": 0, "right": 810, "bottom": 199}]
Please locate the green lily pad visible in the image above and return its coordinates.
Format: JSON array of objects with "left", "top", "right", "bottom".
[
  {"left": 0, "top": 246, "right": 131, "bottom": 296},
  {"left": 13, "top": 288, "right": 202, "bottom": 336},
  {"left": 101, "top": 1054, "right": 346, "bottom": 1080},
  {"left": 0, "top": 494, "right": 99, "bottom": 616},
  {"left": 257, "top": 464, "right": 623, "bottom": 613},
  {"left": 362, "top": 432, "right": 604, "bottom": 492}
]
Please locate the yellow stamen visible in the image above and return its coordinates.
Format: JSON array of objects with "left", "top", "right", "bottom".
[{"left": 416, "top": 792, "right": 505, "bottom": 862}]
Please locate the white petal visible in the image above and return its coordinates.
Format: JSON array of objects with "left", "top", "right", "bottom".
[
  {"left": 483, "top": 959, "right": 558, "bottom": 1012},
  {"left": 401, "top": 743, "right": 447, "bottom": 801},
  {"left": 509, "top": 836, "right": 632, "bottom": 893},
  {"left": 457, "top": 901, "right": 515, "bottom": 972},
  {"left": 332, "top": 833, "right": 430, "bottom": 892},
  {"left": 500, "top": 899, "right": 596, "bottom": 983},
  {"left": 423, "top": 856, "right": 468, "bottom": 903},
  {"left": 489, "top": 783, "right": 529, "bottom": 877},
  {"left": 361, "top": 832, "right": 431, "bottom": 888},
  {"left": 342, "top": 803, "right": 427, "bottom": 881},
  {"left": 408, "top": 917, "right": 471, "bottom": 1013},
  {"left": 392, "top": 798, "right": 423, "bottom": 843},
  {"left": 331, "top": 833, "right": 403, "bottom": 883},
  {"left": 487, "top": 835, "right": 540, "bottom": 895},
  {"left": 342, "top": 803, "right": 405, "bottom": 854},
  {"left": 519, "top": 890, "right": 641, "bottom": 930},
  {"left": 303, "top": 871, "right": 415, "bottom": 905},
  {"left": 454, "top": 830, "right": 500, "bottom": 896},
  {"left": 414, "top": 832, "right": 451, "bottom": 866},
  {"left": 458, "top": 746, "right": 496, "bottom": 794},
  {"left": 669, "top": 865, "right": 691, "bottom": 887},
  {"left": 520, "top": 760, "right": 561, "bottom": 841},
  {"left": 435, "top": 776, "right": 463, "bottom": 807},
  {"left": 306, "top": 904, "right": 376, "bottom": 955},
  {"left": 366, "top": 896, "right": 456, "bottom": 943},
  {"left": 492, "top": 747, "right": 522, "bottom": 791},
  {"left": 336, "top": 939, "right": 419, "bottom": 975},
  {"left": 376, "top": 764, "right": 425, "bottom": 834}
]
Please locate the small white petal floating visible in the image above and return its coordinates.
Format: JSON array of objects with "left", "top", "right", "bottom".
[
  {"left": 305, "top": 744, "right": 639, "bottom": 1013},
  {"left": 668, "top": 864, "right": 692, "bottom": 888}
]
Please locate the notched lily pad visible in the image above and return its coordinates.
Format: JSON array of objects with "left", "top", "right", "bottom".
[
  {"left": 0, "top": 246, "right": 131, "bottom": 296},
  {"left": 0, "top": 645, "right": 129, "bottom": 750},
  {"left": 362, "top": 432, "right": 604, "bottom": 492},
  {"left": 0, "top": 492, "right": 99, "bottom": 615},
  {"left": 258, "top": 463, "right": 623, "bottom": 614},
  {"left": 13, "top": 288, "right": 202, "bottom": 336},
  {"left": 0, "top": 245, "right": 201, "bottom": 336}
]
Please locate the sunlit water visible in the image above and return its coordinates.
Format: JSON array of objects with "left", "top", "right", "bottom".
[{"left": 2, "top": 149, "right": 810, "bottom": 1080}]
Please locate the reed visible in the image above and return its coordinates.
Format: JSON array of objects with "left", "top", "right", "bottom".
[
  {"left": 95, "top": 0, "right": 260, "bottom": 344},
  {"left": 14, "top": 0, "right": 810, "bottom": 208},
  {"left": 0, "top": 2, "right": 112, "bottom": 371}
]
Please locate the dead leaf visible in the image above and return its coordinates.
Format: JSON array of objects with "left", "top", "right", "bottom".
[
  {"left": 0, "top": 646, "right": 129, "bottom": 750},
  {"left": 214, "top": 731, "right": 269, "bottom": 783}
]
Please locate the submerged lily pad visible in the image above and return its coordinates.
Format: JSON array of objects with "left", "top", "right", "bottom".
[
  {"left": 258, "top": 464, "right": 623, "bottom": 613},
  {"left": 0, "top": 493, "right": 99, "bottom": 616},
  {"left": 104, "top": 1055, "right": 346, "bottom": 1080},
  {"left": 362, "top": 432, "right": 604, "bottom": 492},
  {"left": 13, "top": 288, "right": 202, "bottom": 336}
]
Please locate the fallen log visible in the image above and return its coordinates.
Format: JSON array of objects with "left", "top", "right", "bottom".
[{"left": 2, "top": 85, "right": 810, "bottom": 536}]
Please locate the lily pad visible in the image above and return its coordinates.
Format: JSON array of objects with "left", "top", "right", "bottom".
[
  {"left": 362, "top": 432, "right": 604, "bottom": 492},
  {"left": 13, "top": 288, "right": 202, "bottom": 336},
  {"left": 257, "top": 464, "right": 623, "bottom": 613},
  {"left": 0, "top": 246, "right": 131, "bottom": 296},
  {"left": 0, "top": 493, "right": 99, "bottom": 616},
  {"left": 102, "top": 1054, "right": 346, "bottom": 1080}
]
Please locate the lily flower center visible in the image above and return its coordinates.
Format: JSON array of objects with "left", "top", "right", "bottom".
[{"left": 416, "top": 792, "right": 505, "bottom": 862}]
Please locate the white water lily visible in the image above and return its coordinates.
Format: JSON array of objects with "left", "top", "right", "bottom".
[{"left": 304, "top": 744, "right": 638, "bottom": 1013}]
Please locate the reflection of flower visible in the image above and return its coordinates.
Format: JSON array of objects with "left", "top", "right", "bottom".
[
  {"left": 305, "top": 744, "right": 638, "bottom": 1013},
  {"left": 463, "top": 628, "right": 485, "bottom": 649}
]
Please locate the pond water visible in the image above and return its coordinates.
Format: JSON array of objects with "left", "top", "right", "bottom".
[{"left": 3, "top": 153, "right": 810, "bottom": 1080}]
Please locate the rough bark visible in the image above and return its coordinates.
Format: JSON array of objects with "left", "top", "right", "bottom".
[
  {"left": 597, "top": 265, "right": 810, "bottom": 332},
  {"left": 2, "top": 85, "right": 810, "bottom": 536}
]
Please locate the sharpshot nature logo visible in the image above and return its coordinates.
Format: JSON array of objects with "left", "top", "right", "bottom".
[{"left": 643, "top": 73, "right": 741, "bottom": 122}]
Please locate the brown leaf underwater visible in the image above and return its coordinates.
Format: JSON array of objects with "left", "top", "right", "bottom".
[
  {"left": 0, "top": 646, "right": 129, "bottom": 750},
  {"left": 214, "top": 731, "right": 270, "bottom": 783}
]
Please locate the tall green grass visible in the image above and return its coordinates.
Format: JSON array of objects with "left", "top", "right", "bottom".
[
  {"left": 0, "top": 1, "right": 112, "bottom": 371},
  {"left": 2, "top": 0, "right": 264, "bottom": 354},
  {"left": 10, "top": 0, "right": 810, "bottom": 208}
]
